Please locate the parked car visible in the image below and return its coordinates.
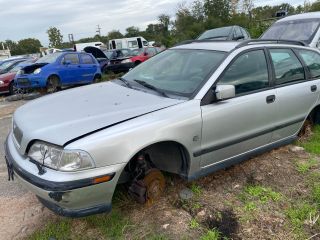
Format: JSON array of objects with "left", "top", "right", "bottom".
[
  {"left": 109, "top": 36, "right": 149, "bottom": 50},
  {"left": 197, "top": 25, "right": 251, "bottom": 41},
  {"left": 5, "top": 39, "right": 320, "bottom": 217},
  {"left": 0, "top": 58, "right": 27, "bottom": 75},
  {"left": 84, "top": 47, "right": 134, "bottom": 73},
  {"left": 15, "top": 52, "right": 102, "bottom": 93},
  {"left": 261, "top": 12, "right": 320, "bottom": 48},
  {"left": 129, "top": 47, "right": 159, "bottom": 65},
  {"left": 0, "top": 60, "right": 37, "bottom": 95}
]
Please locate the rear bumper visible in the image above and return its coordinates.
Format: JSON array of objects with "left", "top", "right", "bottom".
[
  {"left": 4, "top": 133, "right": 125, "bottom": 217},
  {"left": 106, "top": 62, "right": 135, "bottom": 73}
]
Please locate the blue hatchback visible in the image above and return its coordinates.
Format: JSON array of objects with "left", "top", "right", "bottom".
[{"left": 15, "top": 52, "right": 102, "bottom": 93}]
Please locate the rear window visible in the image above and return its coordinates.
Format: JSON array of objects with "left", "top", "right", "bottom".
[
  {"left": 80, "top": 54, "right": 94, "bottom": 64},
  {"left": 297, "top": 49, "right": 320, "bottom": 79}
]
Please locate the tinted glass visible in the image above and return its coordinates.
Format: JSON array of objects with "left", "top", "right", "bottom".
[
  {"left": 233, "top": 27, "right": 243, "bottom": 39},
  {"left": 80, "top": 54, "right": 94, "bottom": 64},
  {"left": 131, "top": 48, "right": 144, "bottom": 56},
  {"left": 270, "top": 49, "right": 305, "bottom": 85},
  {"left": 121, "top": 49, "right": 132, "bottom": 57},
  {"left": 218, "top": 50, "right": 269, "bottom": 95},
  {"left": 297, "top": 49, "right": 320, "bottom": 79},
  {"left": 124, "top": 49, "right": 226, "bottom": 97},
  {"left": 146, "top": 48, "right": 157, "bottom": 56},
  {"left": 197, "top": 27, "right": 232, "bottom": 40},
  {"left": 63, "top": 54, "right": 79, "bottom": 64},
  {"left": 36, "top": 52, "right": 63, "bottom": 64},
  {"left": 261, "top": 19, "right": 320, "bottom": 43}
]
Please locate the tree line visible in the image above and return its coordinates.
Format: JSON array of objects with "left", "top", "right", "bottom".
[{"left": 2, "top": 0, "right": 320, "bottom": 55}]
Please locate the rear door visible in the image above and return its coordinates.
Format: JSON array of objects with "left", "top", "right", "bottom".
[
  {"left": 79, "top": 54, "right": 97, "bottom": 82},
  {"left": 59, "top": 53, "right": 81, "bottom": 84},
  {"left": 200, "top": 49, "right": 277, "bottom": 168},
  {"left": 269, "top": 48, "right": 320, "bottom": 141}
]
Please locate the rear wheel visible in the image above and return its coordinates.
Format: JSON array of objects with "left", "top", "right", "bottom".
[
  {"left": 9, "top": 82, "right": 18, "bottom": 95},
  {"left": 46, "top": 76, "right": 60, "bottom": 93},
  {"left": 93, "top": 75, "right": 101, "bottom": 83}
]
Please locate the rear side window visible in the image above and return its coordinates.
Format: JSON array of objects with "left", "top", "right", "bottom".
[
  {"left": 146, "top": 48, "right": 157, "bottom": 56},
  {"left": 218, "top": 50, "right": 269, "bottom": 95},
  {"left": 297, "top": 49, "right": 320, "bottom": 79},
  {"left": 269, "top": 49, "right": 305, "bottom": 85},
  {"left": 63, "top": 54, "right": 79, "bottom": 64},
  {"left": 80, "top": 54, "right": 94, "bottom": 64}
]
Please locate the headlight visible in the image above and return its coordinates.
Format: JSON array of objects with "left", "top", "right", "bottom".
[
  {"left": 17, "top": 69, "right": 24, "bottom": 75},
  {"left": 0, "top": 80, "right": 4, "bottom": 85},
  {"left": 121, "top": 59, "right": 132, "bottom": 63},
  {"left": 28, "top": 141, "right": 95, "bottom": 171},
  {"left": 33, "top": 68, "right": 42, "bottom": 74}
]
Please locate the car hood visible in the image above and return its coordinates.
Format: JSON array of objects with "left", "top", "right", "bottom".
[
  {"left": 0, "top": 72, "right": 16, "bottom": 81},
  {"left": 84, "top": 46, "right": 108, "bottom": 59},
  {"left": 14, "top": 81, "right": 185, "bottom": 147}
]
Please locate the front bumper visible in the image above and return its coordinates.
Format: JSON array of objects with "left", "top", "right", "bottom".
[
  {"left": 4, "top": 133, "right": 125, "bottom": 217},
  {"left": 15, "top": 75, "right": 45, "bottom": 89}
]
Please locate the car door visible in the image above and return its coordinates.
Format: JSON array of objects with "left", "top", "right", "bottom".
[
  {"left": 59, "top": 53, "right": 81, "bottom": 85},
  {"left": 269, "top": 48, "right": 320, "bottom": 141},
  {"left": 200, "top": 49, "right": 277, "bottom": 168},
  {"left": 79, "top": 54, "right": 97, "bottom": 83}
]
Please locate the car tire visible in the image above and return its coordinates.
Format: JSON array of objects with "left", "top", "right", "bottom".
[
  {"left": 9, "top": 82, "right": 17, "bottom": 95},
  {"left": 135, "top": 61, "right": 141, "bottom": 66},
  {"left": 46, "top": 76, "right": 60, "bottom": 94},
  {"left": 93, "top": 75, "right": 101, "bottom": 83}
]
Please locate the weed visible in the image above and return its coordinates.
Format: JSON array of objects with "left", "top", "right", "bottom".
[
  {"left": 300, "top": 125, "right": 320, "bottom": 154},
  {"left": 192, "top": 202, "right": 202, "bottom": 211},
  {"left": 312, "top": 183, "right": 320, "bottom": 205},
  {"left": 28, "top": 219, "right": 71, "bottom": 240},
  {"left": 191, "top": 183, "right": 202, "bottom": 198},
  {"left": 190, "top": 218, "right": 200, "bottom": 229},
  {"left": 244, "top": 202, "right": 257, "bottom": 212},
  {"left": 296, "top": 159, "right": 318, "bottom": 174},
  {"left": 244, "top": 185, "right": 282, "bottom": 203},
  {"left": 149, "top": 234, "right": 169, "bottom": 240},
  {"left": 200, "top": 229, "right": 221, "bottom": 240},
  {"left": 85, "top": 209, "right": 130, "bottom": 239}
]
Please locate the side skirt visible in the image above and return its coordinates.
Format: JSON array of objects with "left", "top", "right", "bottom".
[{"left": 187, "top": 136, "right": 297, "bottom": 181}]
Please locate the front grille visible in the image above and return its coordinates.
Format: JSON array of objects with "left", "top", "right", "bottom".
[
  {"left": 17, "top": 78, "right": 31, "bottom": 87},
  {"left": 13, "top": 122, "right": 23, "bottom": 146}
]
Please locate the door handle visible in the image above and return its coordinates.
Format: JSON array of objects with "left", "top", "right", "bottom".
[
  {"left": 311, "top": 85, "right": 317, "bottom": 92},
  {"left": 266, "top": 95, "right": 276, "bottom": 104}
]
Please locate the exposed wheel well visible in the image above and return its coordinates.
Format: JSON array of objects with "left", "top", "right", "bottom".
[
  {"left": 47, "top": 74, "right": 60, "bottom": 85},
  {"left": 94, "top": 73, "right": 102, "bottom": 79},
  {"left": 309, "top": 105, "right": 320, "bottom": 125},
  {"left": 120, "top": 141, "right": 190, "bottom": 182},
  {"left": 135, "top": 61, "right": 141, "bottom": 65}
]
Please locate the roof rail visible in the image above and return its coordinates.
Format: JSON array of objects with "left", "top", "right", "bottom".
[
  {"left": 174, "top": 39, "right": 238, "bottom": 47},
  {"left": 235, "top": 39, "right": 307, "bottom": 48}
]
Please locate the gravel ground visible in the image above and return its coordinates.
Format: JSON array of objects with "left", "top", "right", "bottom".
[{"left": 0, "top": 100, "right": 53, "bottom": 240}]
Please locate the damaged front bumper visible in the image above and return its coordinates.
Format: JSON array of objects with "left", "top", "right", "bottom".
[{"left": 4, "top": 133, "right": 125, "bottom": 217}]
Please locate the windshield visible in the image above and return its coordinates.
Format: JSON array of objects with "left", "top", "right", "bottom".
[
  {"left": 123, "top": 49, "right": 226, "bottom": 97},
  {"left": 9, "top": 64, "right": 23, "bottom": 73},
  {"left": 104, "top": 51, "right": 114, "bottom": 59},
  {"left": 0, "top": 61, "right": 15, "bottom": 71},
  {"left": 131, "top": 48, "right": 144, "bottom": 56},
  {"left": 261, "top": 19, "right": 320, "bottom": 43},
  {"left": 36, "top": 52, "right": 63, "bottom": 64},
  {"left": 197, "top": 27, "right": 232, "bottom": 40}
]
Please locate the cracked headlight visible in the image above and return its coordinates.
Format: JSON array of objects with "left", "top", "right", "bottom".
[
  {"left": 33, "top": 68, "right": 41, "bottom": 74},
  {"left": 28, "top": 141, "right": 95, "bottom": 171}
]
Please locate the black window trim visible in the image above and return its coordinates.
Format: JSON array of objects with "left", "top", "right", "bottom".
[
  {"left": 201, "top": 47, "right": 273, "bottom": 106},
  {"left": 267, "top": 47, "right": 309, "bottom": 89}
]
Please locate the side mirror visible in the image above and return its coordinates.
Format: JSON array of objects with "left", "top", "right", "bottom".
[
  {"left": 64, "top": 60, "right": 72, "bottom": 65},
  {"left": 215, "top": 85, "right": 235, "bottom": 100}
]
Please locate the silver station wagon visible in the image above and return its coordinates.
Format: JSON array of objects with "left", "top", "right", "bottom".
[{"left": 5, "top": 40, "right": 320, "bottom": 217}]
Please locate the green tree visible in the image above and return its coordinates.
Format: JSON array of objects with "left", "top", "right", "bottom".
[
  {"left": 107, "top": 30, "right": 123, "bottom": 39},
  {"left": 204, "top": 0, "right": 231, "bottom": 22},
  {"left": 17, "top": 38, "right": 42, "bottom": 54},
  {"left": 125, "top": 26, "right": 140, "bottom": 37},
  {"left": 47, "top": 27, "right": 63, "bottom": 48}
]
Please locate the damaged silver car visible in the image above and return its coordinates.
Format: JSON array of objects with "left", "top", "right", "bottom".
[{"left": 5, "top": 39, "right": 320, "bottom": 217}]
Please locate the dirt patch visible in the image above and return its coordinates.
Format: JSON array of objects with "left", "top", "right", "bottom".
[{"left": 0, "top": 100, "right": 26, "bottom": 119}]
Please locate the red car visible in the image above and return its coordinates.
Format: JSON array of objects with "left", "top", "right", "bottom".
[
  {"left": 130, "top": 47, "right": 159, "bottom": 65},
  {"left": 0, "top": 63, "right": 27, "bottom": 95}
]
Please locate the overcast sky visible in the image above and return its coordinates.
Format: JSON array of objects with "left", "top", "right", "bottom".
[{"left": 0, "top": 0, "right": 315, "bottom": 46}]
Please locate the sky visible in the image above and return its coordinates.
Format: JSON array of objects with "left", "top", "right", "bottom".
[{"left": 0, "top": 0, "right": 316, "bottom": 46}]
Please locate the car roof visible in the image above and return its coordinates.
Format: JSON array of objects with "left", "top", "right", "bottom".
[
  {"left": 172, "top": 41, "right": 240, "bottom": 52},
  {"left": 277, "top": 12, "right": 320, "bottom": 22}
]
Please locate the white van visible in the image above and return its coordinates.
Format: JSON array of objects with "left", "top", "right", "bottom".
[
  {"left": 261, "top": 12, "right": 320, "bottom": 48},
  {"left": 74, "top": 42, "right": 107, "bottom": 52},
  {"left": 108, "top": 37, "right": 149, "bottom": 50}
]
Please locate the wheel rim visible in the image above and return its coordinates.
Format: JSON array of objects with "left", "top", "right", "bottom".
[{"left": 47, "top": 77, "right": 58, "bottom": 93}]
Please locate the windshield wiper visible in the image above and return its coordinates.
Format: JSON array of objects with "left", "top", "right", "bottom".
[
  {"left": 118, "top": 77, "right": 132, "bottom": 89},
  {"left": 133, "top": 79, "right": 169, "bottom": 98}
]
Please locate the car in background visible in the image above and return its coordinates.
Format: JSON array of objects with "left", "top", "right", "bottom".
[
  {"left": 129, "top": 47, "right": 159, "bottom": 65},
  {"left": 0, "top": 58, "right": 28, "bottom": 75},
  {"left": 15, "top": 52, "right": 101, "bottom": 93},
  {"left": 197, "top": 25, "right": 251, "bottom": 41},
  {"left": 109, "top": 36, "right": 149, "bottom": 50},
  {"left": 261, "top": 12, "right": 320, "bottom": 48},
  {"left": 84, "top": 47, "right": 134, "bottom": 73},
  {"left": 0, "top": 60, "right": 37, "bottom": 95}
]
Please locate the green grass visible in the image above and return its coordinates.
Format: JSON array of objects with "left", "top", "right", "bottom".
[
  {"left": 100, "top": 72, "right": 124, "bottom": 82},
  {"left": 244, "top": 201, "right": 257, "bottom": 212},
  {"left": 190, "top": 218, "right": 200, "bottom": 229},
  {"left": 244, "top": 185, "right": 282, "bottom": 203},
  {"left": 312, "top": 183, "right": 320, "bottom": 206},
  {"left": 296, "top": 159, "right": 318, "bottom": 174},
  {"left": 190, "top": 183, "right": 202, "bottom": 198},
  {"left": 85, "top": 209, "right": 130, "bottom": 239},
  {"left": 28, "top": 219, "right": 71, "bottom": 240},
  {"left": 200, "top": 229, "right": 221, "bottom": 240},
  {"left": 300, "top": 125, "right": 320, "bottom": 154}
]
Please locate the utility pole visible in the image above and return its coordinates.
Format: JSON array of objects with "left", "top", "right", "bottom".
[
  {"left": 96, "top": 25, "right": 101, "bottom": 36},
  {"left": 68, "top": 34, "right": 74, "bottom": 43}
]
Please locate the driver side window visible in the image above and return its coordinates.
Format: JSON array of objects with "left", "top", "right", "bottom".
[{"left": 218, "top": 50, "right": 269, "bottom": 95}]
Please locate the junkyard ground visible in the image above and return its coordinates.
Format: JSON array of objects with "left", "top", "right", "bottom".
[{"left": 1, "top": 94, "right": 320, "bottom": 240}]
